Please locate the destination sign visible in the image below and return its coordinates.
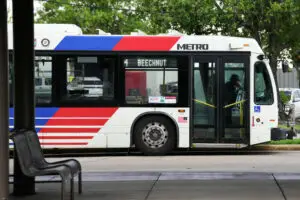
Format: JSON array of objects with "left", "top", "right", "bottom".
[{"left": 124, "top": 58, "right": 177, "bottom": 68}]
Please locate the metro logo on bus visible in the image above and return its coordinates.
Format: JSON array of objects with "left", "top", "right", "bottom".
[{"left": 177, "top": 43, "right": 209, "bottom": 51}]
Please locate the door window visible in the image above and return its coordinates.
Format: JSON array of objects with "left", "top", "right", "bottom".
[
  {"left": 193, "top": 59, "right": 216, "bottom": 140},
  {"left": 222, "top": 61, "right": 247, "bottom": 141},
  {"left": 193, "top": 61, "right": 216, "bottom": 125},
  {"left": 223, "top": 62, "right": 246, "bottom": 127},
  {"left": 254, "top": 62, "right": 274, "bottom": 105}
]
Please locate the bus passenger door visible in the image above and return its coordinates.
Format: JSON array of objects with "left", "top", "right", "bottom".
[
  {"left": 192, "top": 56, "right": 218, "bottom": 142},
  {"left": 221, "top": 56, "right": 249, "bottom": 144},
  {"left": 192, "top": 54, "right": 250, "bottom": 144}
]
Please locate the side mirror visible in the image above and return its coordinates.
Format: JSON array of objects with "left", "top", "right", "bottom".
[{"left": 282, "top": 60, "right": 289, "bottom": 73}]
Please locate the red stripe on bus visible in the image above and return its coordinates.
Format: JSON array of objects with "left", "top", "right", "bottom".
[
  {"left": 39, "top": 136, "right": 94, "bottom": 140},
  {"left": 45, "top": 119, "right": 108, "bottom": 126},
  {"left": 53, "top": 107, "right": 118, "bottom": 118},
  {"left": 113, "top": 36, "right": 180, "bottom": 51},
  {"left": 39, "top": 128, "right": 100, "bottom": 133},
  {"left": 40, "top": 143, "right": 88, "bottom": 145}
]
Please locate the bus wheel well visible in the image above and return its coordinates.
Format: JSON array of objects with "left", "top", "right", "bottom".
[{"left": 131, "top": 114, "right": 178, "bottom": 147}]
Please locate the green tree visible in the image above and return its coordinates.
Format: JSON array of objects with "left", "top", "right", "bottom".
[
  {"left": 216, "top": 0, "right": 300, "bottom": 83},
  {"left": 136, "top": 0, "right": 300, "bottom": 114},
  {"left": 135, "top": 0, "right": 220, "bottom": 34},
  {"left": 136, "top": 0, "right": 300, "bottom": 80},
  {"left": 36, "top": 0, "right": 146, "bottom": 34}
]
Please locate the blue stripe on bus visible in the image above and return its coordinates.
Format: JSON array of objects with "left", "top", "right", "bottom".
[
  {"left": 9, "top": 108, "right": 59, "bottom": 118},
  {"left": 9, "top": 119, "right": 49, "bottom": 125},
  {"left": 9, "top": 107, "right": 58, "bottom": 132},
  {"left": 54, "top": 36, "right": 123, "bottom": 51}
]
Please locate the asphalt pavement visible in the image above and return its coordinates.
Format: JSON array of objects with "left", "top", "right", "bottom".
[
  {"left": 7, "top": 151, "right": 300, "bottom": 199},
  {"left": 8, "top": 172, "right": 300, "bottom": 200},
  {"left": 9, "top": 150, "right": 300, "bottom": 173}
]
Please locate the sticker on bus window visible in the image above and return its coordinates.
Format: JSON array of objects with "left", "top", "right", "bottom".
[
  {"left": 149, "top": 96, "right": 165, "bottom": 103},
  {"left": 165, "top": 96, "right": 177, "bottom": 104},
  {"left": 254, "top": 106, "right": 261, "bottom": 113},
  {"left": 148, "top": 96, "right": 176, "bottom": 104}
]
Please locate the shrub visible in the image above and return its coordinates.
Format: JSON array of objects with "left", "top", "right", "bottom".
[{"left": 279, "top": 91, "right": 291, "bottom": 104}]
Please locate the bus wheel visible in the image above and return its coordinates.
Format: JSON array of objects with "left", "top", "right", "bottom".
[{"left": 134, "top": 116, "right": 176, "bottom": 155}]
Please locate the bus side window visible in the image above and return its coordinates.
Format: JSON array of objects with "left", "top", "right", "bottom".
[{"left": 254, "top": 62, "right": 274, "bottom": 105}]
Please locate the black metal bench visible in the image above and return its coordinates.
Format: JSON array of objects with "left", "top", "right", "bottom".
[
  {"left": 9, "top": 129, "right": 82, "bottom": 200},
  {"left": 25, "top": 130, "right": 82, "bottom": 194}
]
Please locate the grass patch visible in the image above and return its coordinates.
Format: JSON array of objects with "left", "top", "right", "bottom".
[{"left": 269, "top": 139, "right": 300, "bottom": 144}]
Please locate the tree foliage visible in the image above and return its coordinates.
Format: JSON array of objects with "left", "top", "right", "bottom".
[
  {"left": 216, "top": 0, "right": 300, "bottom": 75},
  {"left": 37, "top": 0, "right": 300, "bottom": 79},
  {"left": 136, "top": 0, "right": 300, "bottom": 75},
  {"left": 36, "top": 0, "right": 146, "bottom": 34},
  {"left": 134, "top": 0, "right": 220, "bottom": 35}
]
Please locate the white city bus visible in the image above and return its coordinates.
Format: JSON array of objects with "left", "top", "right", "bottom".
[{"left": 8, "top": 24, "right": 279, "bottom": 155}]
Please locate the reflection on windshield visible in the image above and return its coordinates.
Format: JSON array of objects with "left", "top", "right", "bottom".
[{"left": 83, "top": 80, "right": 102, "bottom": 85}]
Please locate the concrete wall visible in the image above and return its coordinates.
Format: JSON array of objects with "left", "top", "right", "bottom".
[{"left": 277, "top": 68, "right": 299, "bottom": 89}]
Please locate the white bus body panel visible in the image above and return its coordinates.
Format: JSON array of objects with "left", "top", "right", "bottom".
[
  {"left": 38, "top": 107, "right": 188, "bottom": 149},
  {"left": 7, "top": 23, "right": 82, "bottom": 50},
  {"left": 89, "top": 108, "right": 154, "bottom": 148},
  {"left": 249, "top": 53, "right": 278, "bottom": 145},
  {"left": 155, "top": 108, "right": 190, "bottom": 148}
]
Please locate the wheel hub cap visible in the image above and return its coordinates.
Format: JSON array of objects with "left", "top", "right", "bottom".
[{"left": 142, "top": 122, "right": 168, "bottom": 149}]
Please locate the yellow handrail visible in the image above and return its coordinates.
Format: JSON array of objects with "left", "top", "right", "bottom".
[
  {"left": 223, "top": 99, "right": 246, "bottom": 109},
  {"left": 224, "top": 99, "right": 246, "bottom": 137},
  {"left": 193, "top": 99, "right": 216, "bottom": 108}
]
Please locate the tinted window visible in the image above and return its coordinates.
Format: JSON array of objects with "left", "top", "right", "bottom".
[
  {"left": 35, "top": 56, "right": 52, "bottom": 104},
  {"left": 9, "top": 55, "right": 52, "bottom": 105},
  {"left": 254, "top": 62, "right": 274, "bottom": 105},
  {"left": 63, "top": 56, "right": 115, "bottom": 101},
  {"left": 124, "top": 57, "right": 178, "bottom": 104},
  {"left": 45, "top": 78, "right": 52, "bottom": 85},
  {"left": 35, "top": 78, "right": 42, "bottom": 86},
  {"left": 83, "top": 80, "right": 102, "bottom": 85}
]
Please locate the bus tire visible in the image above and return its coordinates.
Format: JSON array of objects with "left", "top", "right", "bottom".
[{"left": 134, "top": 116, "right": 176, "bottom": 155}]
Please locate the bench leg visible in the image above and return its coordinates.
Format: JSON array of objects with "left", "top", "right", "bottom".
[
  {"left": 71, "top": 177, "right": 74, "bottom": 200},
  {"left": 78, "top": 171, "right": 82, "bottom": 194},
  {"left": 61, "top": 178, "right": 72, "bottom": 200},
  {"left": 61, "top": 179, "right": 65, "bottom": 200}
]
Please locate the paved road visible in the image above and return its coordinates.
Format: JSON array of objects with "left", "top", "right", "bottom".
[
  {"left": 8, "top": 172, "right": 300, "bottom": 200},
  {"left": 9, "top": 178, "right": 299, "bottom": 200},
  {"left": 8, "top": 150, "right": 300, "bottom": 173},
  {"left": 8, "top": 151, "right": 300, "bottom": 199}
]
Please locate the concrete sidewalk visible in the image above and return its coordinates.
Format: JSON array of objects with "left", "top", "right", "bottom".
[{"left": 8, "top": 172, "right": 300, "bottom": 200}]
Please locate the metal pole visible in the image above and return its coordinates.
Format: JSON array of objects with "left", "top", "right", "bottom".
[
  {"left": 0, "top": 0, "right": 9, "bottom": 199},
  {"left": 12, "top": 0, "right": 35, "bottom": 195}
]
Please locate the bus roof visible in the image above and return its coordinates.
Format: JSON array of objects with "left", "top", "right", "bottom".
[
  {"left": 7, "top": 23, "right": 83, "bottom": 50},
  {"left": 7, "top": 24, "right": 263, "bottom": 54}
]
